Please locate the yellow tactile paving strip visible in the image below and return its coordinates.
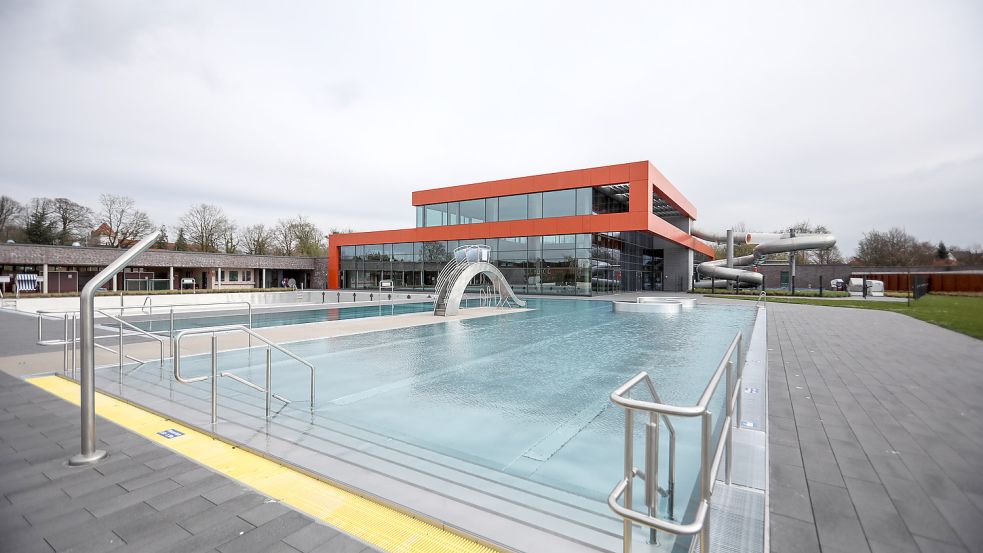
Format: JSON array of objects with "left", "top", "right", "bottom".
[{"left": 28, "top": 375, "right": 499, "bottom": 553}]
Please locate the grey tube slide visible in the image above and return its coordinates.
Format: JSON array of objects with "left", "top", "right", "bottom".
[{"left": 692, "top": 229, "right": 836, "bottom": 287}]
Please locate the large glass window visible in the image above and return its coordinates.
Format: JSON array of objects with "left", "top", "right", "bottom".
[
  {"left": 425, "top": 204, "right": 447, "bottom": 227},
  {"left": 416, "top": 206, "right": 424, "bottom": 227},
  {"left": 447, "top": 202, "right": 459, "bottom": 225},
  {"left": 527, "top": 193, "right": 543, "bottom": 219},
  {"left": 543, "top": 234, "right": 577, "bottom": 249},
  {"left": 543, "top": 189, "right": 576, "bottom": 218},
  {"left": 393, "top": 242, "right": 415, "bottom": 261},
  {"left": 485, "top": 197, "right": 498, "bottom": 222},
  {"left": 576, "top": 188, "right": 592, "bottom": 215},
  {"left": 498, "top": 195, "right": 526, "bottom": 221},
  {"left": 459, "top": 199, "right": 485, "bottom": 224},
  {"left": 363, "top": 244, "right": 386, "bottom": 260},
  {"left": 340, "top": 246, "right": 356, "bottom": 259}
]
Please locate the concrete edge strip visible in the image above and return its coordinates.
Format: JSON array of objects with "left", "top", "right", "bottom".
[{"left": 26, "top": 374, "right": 502, "bottom": 553}]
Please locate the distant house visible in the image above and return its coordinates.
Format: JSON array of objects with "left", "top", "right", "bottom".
[{"left": 90, "top": 223, "right": 115, "bottom": 246}]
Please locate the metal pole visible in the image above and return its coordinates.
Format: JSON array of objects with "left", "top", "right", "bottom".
[
  {"left": 63, "top": 314, "right": 69, "bottom": 375},
  {"left": 211, "top": 333, "right": 218, "bottom": 424},
  {"left": 645, "top": 416, "right": 659, "bottom": 544},
  {"left": 700, "top": 411, "right": 712, "bottom": 553},
  {"left": 726, "top": 229, "right": 734, "bottom": 268},
  {"left": 265, "top": 347, "right": 272, "bottom": 418},
  {"left": 118, "top": 322, "right": 124, "bottom": 378},
  {"left": 70, "top": 229, "right": 160, "bottom": 466},
  {"left": 624, "top": 408, "right": 634, "bottom": 553},
  {"left": 737, "top": 334, "right": 744, "bottom": 427},
  {"left": 71, "top": 314, "right": 77, "bottom": 381},
  {"left": 725, "top": 361, "right": 733, "bottom": 485}
]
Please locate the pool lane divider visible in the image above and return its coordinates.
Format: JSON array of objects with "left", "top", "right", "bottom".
[{"left": 27, "top": 374, "right": 501, "bottom": 553}]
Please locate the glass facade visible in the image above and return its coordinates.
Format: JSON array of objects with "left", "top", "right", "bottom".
[
  {"left": 415, "top": 185, "right": 628, "bottom": 227},
  {"left": 339, "top": 231, "right": 664, "bottom": 296}
]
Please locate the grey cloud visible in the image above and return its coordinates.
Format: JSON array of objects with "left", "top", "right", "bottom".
[{"left": 1, "top": 0, "right": 981, "bottom": 257}]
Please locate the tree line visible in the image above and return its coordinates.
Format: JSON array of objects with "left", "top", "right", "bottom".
[{"left": 0, "top": 194, "right": 351, "bottom": 257}]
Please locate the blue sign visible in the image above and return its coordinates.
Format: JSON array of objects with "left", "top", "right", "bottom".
[{"left": 157, "top": 429, "right": 184, "bottom": 439}]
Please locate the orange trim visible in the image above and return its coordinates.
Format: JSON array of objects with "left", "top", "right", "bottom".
[{"left": 411, "top": 162, "right": 649, "bottom": 205}]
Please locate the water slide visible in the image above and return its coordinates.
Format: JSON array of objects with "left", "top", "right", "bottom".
[{"left": 692, "top": 230, "right": 837, "bottom": 288}]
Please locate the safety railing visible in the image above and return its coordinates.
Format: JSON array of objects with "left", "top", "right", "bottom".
[
  {"left": 173, "top": 324, "right": 316, "bottom": 423},
  {"left": 37, "top": 298, "right": 256, "bottom": 379},
  {"left": 755, "top": 290, "right": 767, "bottom": 307},
  {"left": 37, "top": 309, "right": 164, "bottom": 376},
  {"left": 608, "top": 332, "right": 744, "bottom": 553}
]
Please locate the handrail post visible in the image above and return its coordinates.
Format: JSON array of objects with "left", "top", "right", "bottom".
[
  {"left": 725, "top": 360, "right": 733, "bottom": 485},
  {"left": 118, "top": 321, "right": 124, "bottom": 378},
  {"left": 63, "top": 314, "right": 69, "bottom": 375},
  {"left": 700, "top": 411, "right": 712, "bottom": 553},
  {"left": 668, "top": 422, "right": 676, "bottom": 520},
  {"left": 645, "top": 413, "right": 659, "bottom": 544},
  {"left": 265, "top": 347, "right": 272, "bottom": 418},
  {"left": 71, "top": 314, "right": 77, "bottom": 380},
  {"left": 211, "top": 333, "right": 218, "bottom": 424},
  {"left": 736, "top": 333, "right": 744, "bottom": 428},
  {"left": 623, "top": 406, "right": 634, "bottom": 553},
  {"left": 70, "top": 229, "right": 160, "bottom": 466}
]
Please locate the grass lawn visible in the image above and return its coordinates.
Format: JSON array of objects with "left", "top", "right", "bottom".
[{"left": 708, "top": 293, "right": 983, "bottom": 340}]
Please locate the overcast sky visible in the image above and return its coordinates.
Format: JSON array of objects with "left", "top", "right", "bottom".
[{"left": 1, "top": 1, "right": 981, "bottom": 256}]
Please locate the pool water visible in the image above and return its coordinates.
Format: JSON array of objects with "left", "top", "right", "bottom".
[
  {"left": 129, "top": 298, "right": 756, "bottom": 529},
  {"left": 124, "top": 301, "right": 440, "bottom": 333}
]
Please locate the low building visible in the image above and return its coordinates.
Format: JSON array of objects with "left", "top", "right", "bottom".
[
  {"left": 0, "top": 243, "right": 326, "bottom": 294},
  {"left": 328, "top": 161, "right": 715, "bottom": 295},
  {"left": 754, "top": 263, "right": 983, "bottom": 293}
]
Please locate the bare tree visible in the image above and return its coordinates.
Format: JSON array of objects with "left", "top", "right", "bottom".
[
  {"left": 270, "top": 215, "right": 326, "bottom": 256},
  {"left": 292, "top": 216, "right": 326, "bottom": 256},
  {"left": 270, "top": 218, "right": 297, "bottom": 256},
  {"left": 179, "top": 203, "right": 229, "bottom": 253},
  {"left": 854, "top": 227, "right": 933, "bottom": 266},
  {"left": 0, "top": 195, "right": 22, "bottom": 240},
  {"left": 222, "top": 222, "right": 239, "bottom": 254},
  {"left": 98, "top": 194, "right": 154, "bottom": 247},
  {"left": 239, "top": 224, "right": 271, "bottom": 255},
  {"left": 51, "top": 197, "right": 94, "bottom": 245}
]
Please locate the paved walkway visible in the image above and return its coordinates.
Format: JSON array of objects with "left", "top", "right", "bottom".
[
  {"left": 0, "top": 370, "right": 382, "bottom": 553},
  {"left": 767, "top": 302, "right": 983, "bottom": 553}
]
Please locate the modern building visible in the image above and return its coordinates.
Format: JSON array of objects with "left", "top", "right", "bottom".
[{"left": 328, "top": 161, "right": 715, "bottom": 295}]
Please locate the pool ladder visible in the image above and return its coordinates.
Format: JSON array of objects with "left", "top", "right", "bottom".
[
  {"left": 608, "top": 331, "right": 744, "bottom": 553},
  {"left": 173, "top": 324, "right": 317, "bottom": 423}
]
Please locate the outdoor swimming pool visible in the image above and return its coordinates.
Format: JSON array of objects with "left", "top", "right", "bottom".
[{"left": 98, "top": 298, "right": 757, "bottom": 551}]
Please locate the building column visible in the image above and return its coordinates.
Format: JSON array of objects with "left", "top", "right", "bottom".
[
  {"left": 168, "top": 266, "right": 174, "bottom": 290},
  {"left": 112, "top": 269, "right": 118, "bottom": 291},
  {"left": 261, "top": 268, "right": 266, "bottom": 289},
  {"left": 42, "top": 263, "right": 48, "bottom": 294}
]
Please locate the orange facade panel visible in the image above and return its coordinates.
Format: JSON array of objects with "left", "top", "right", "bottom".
[{"left": 411, "top": 161, "right": 651, "bottom": 205}]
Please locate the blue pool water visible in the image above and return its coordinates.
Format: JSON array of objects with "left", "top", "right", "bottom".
[
  {"left": 105, "top": 298, "right": 756, "bottom": 535},
  {"left": 125, "top": 301, "right": 439, "bottom": 332}
]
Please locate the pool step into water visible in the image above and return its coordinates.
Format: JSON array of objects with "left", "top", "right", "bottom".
[{"left": 93, "top": 364, "right": 653, "bottom": 553}]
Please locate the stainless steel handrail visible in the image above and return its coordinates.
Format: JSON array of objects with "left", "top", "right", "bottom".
[
  {"left": 173, "top": 324, "right": 316, "bottom": 422},
  {"left": 72, "top": 229, "right": 161, "bottom": 466},
  {"left": 608, "top": 332, "right": 744, "bottom": 552},
  {"left": 95, "top": 309, "right": 166, "bottom": 368}
]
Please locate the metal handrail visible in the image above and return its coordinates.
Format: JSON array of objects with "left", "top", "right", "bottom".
[
  {"left": 95, "top": 309, "right": 166, "bottom": 369},
  {"left": 608, "top": 332, "right": 744, "bottom": 552},
  {"left": 755, "top": 290, "right": 767, "bottom": 307},
  {"left": 173, "top": 324, "right": 316, "bottom": 422}
]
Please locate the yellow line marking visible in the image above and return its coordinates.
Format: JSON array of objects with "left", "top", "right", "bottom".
[{"left": 27, "top": 375, "right": 499, "bottom": 553}]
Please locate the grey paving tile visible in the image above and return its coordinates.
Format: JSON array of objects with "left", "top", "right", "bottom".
[
  {"left": 282, "top": 522, "right": 341, "bottom": 552},
  {"left": 216, "top": 511, "right": 310, "bottom": 553}
]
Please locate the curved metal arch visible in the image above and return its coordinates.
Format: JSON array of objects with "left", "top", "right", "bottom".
[{"left": 438, "top": 262, "right": 526, "bottom": 316}]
